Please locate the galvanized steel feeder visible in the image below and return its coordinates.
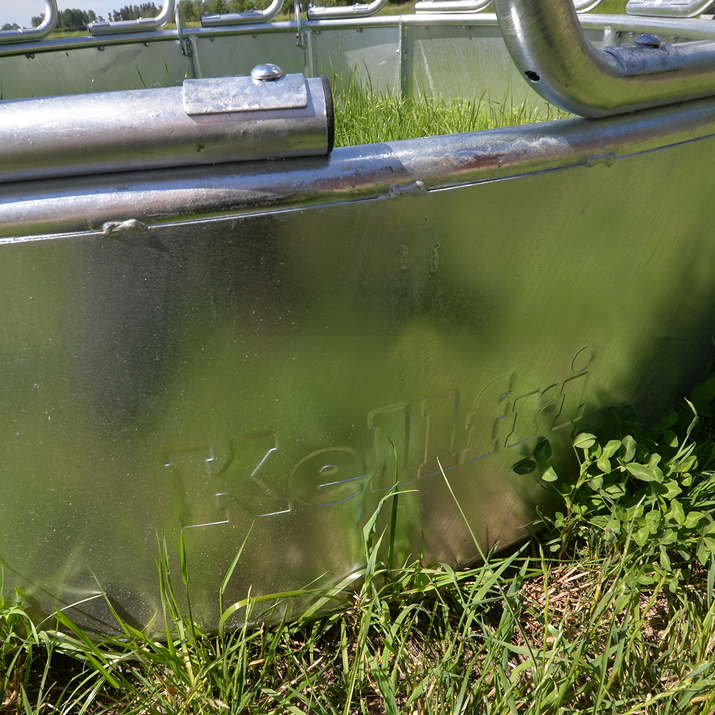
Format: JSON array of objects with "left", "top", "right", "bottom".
[{"left": 1, "top": 0, "right": 715, "bottom": 634}]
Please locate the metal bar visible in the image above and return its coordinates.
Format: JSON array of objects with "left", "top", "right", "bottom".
[
  {"left": 573, "top": 0, "right": 607, "bottom": 12},
  {"left": 6, "top": 14, "right": 715, "bottom": 58},
  {"left": 0, "top": 0, "right": 58, "bottom": 44},
  {"left": 307, "top": 0, "right": 389, "bottom": 21},
  {"left": 4, "top": 93, "right": 715, "bottom": 238},
  {"left": 201, "top": 0, "right": 285, "bottom": 26},
  {"left": 415, "top": 0, "right": 492, "bottom": 15},
  {"left": 88, "top": 0, "right": 175, "bottom": 35},
  {"left": 0, "top": 75, "right": 332, "bottom": 183},
  {"left": 494, "top": 0, "right": 715, "bottom": 116},
  {"left": 626, "top": 0, "right": 715, "bottom": 18}
]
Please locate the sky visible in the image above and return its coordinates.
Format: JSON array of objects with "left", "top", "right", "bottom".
[{"left": 0, "top": 0, "right": 126, "bottom": 27}]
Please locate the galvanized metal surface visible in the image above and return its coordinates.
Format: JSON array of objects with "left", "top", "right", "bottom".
[
  {"left": 2, "top": 92, "right": 715, "bottom": 631},
  {"left": 0, "top": 74, "right": 331, "bottom": 183},
  {"left": 89, "top": 0, "right": 175, "bottom": 35},
  {"left": 182, "top": 72, "right": 306, "bottom": 113},
  {"left": 4, "top": 7, "right": 715, "bottom": 633},
  {"left": 307, "top": 0, "right": 389, "bottom": 21},
  {"left": 201, "top": 0, "right": 285, "bottom": 26},
  {"left": 3, "top": 12, "right": 715, "bottom": 115},
  {"left": 0, "top": 15, "right": 671, "bottom": 105},
  {"left": 414, "top": 0, "right": 493, "bottom": 13},
  {"left": 626, "top": 0, "right": 715, "bottom": 18},
  {"left": 494, "top": 0, "right": 715, "bottom": 117},
  {"left": 0, "top": 0, "right": 57, "bottom": 44}
]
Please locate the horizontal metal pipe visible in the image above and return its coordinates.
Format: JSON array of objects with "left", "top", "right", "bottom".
[
  {"left": 201, "top": 0, "right": 284, "bottom": 26},
  {"left": 573, "top": 0, "right": 607, "bottom": 12},
  {"left": 494, "top": 0, "right": 715, "bottom": 117},
  {"left": 307, "top": 0, "right": 388, "bottom": 20},
  {"left": 3, "top": 93, "right": 715, "bottom": 238},
  {"left": 0, "top": 76, "right": 332, "bottom": 183},
  {"left": 626, "top": 0, "right": 715, "bottom": 18},
  {"left": 415, "top": 0, "right": 493, "bottom": 15}
]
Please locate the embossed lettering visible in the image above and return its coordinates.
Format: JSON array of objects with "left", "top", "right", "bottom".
[
  {"left": 368, "top": 404, "right": 410, "bottom": 492},
  {"left": 289, "top": 447, "right": 366, "bottom": 505},
  {"left": 505, "top": 384, "right": 558, "bottom": 448},
  {"left": 552, "top": 373, "right": 588, "bottom": 430},
  {"left": 418, "top": 390, "right": 459, "bottom": 479},
  {"left": 159, "top": 431, "right": 289, "bottom": 526},
  {"left": 461, "top": 373, "right": 515, "bottom": 464}
]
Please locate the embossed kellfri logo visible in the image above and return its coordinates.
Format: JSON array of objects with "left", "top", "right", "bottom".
[{"left": 160, "top": 348, "right": 594, "bottom": 527}]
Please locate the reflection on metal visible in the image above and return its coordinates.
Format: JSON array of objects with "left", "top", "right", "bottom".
[
  {"left": 0, "top": 0, "right": 58, "bottom": 44},
  {"left": 251, "top": 62, "right": 286, "bottom": 80},
  {"left": 573, "top": 0, "right": 607, "bottom": 12},
  {"left": 0, "top": 74, "right": 332, "bottom": 183},
  {"left": 88, "top": 0, "right": 174, "bottom": 34},
  {"left": 307, "top": 0, "right": 389, "bottom": 21},
  {"left": 175, "top": 2, "right": 192, "bottom": 56},
  {"left": 626, "top": 0, "right": 715, "bottom": 18},
  {"left": 2, "top": 95, "right": 715, "bottom": 632},
  {"left": 4, "top": 1, "right": 715, "bottom": 635},
  {"left": 494, "top": 0, "right": 715, "bottom": 116},
  {"left": 201, "top": 0, "right": 284, "bottom": 26},
  {"left": 295, "top": 0, "right": 306, "bottom": 46},
  {"left": 415, "top": 0, "right": 492, "bottom": 15}
]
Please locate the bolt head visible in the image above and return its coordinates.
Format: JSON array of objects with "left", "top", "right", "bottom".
[
  {"left": 635, "top": 33, "right": 661, "bottom": 48},
  {"left": 251, "top": 63, "right": 284, "bottom": 81}
]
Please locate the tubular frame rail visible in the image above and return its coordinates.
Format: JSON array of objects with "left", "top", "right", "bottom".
[
  {"left": 0, "top": 0, "right": 58, "bottom": 44},
  {"left": 88, "top": 0, "right": 175, "bottom": 35},
  {"left": 494, "top": 0, "right": 715, "bottom": 116},
  {"left": 626, "top": 0, "right": 715, "bottom": 18},
  {"left": 202, "top": 0, "right": 285, "bottom": 26},
  {"left": 307, "top": 0, "right": 389, "bottom": 21}
]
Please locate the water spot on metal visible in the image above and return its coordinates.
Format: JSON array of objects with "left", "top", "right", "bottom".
[
  {"left": 586, "top": 152, "right": 616, "bottom": 167},
  {"left": 102, "top": 219, "right": 148, "bottom": 235},
  {"left": 429, "top": 242, "right": 441, "bottom": 273}
]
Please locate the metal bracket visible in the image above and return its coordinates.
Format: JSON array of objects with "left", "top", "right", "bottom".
[{"left": 183, "top": 74, "right": 308, "bottom": 115}]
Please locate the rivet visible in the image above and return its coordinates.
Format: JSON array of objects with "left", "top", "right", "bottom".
[
  {"left": 250, "top": 63, "right": 284, "bottom": 81},
  {"left": 635, "top": 33, "right": 661, "bottom": 48}
]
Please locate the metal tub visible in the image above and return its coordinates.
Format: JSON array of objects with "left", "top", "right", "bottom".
[{"left": 1, "top": 0, "right": 715, "bottom": 632}]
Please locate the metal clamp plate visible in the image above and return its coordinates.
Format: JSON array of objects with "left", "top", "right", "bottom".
[{"left": 183, "top": 74, "right": 308, "bottom": 115}]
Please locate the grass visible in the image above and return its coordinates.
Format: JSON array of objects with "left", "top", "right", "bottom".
[{"left": 333, "top": 76, "right": 570, "bottom": 147}]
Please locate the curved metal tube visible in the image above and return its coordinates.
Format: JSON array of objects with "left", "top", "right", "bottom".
[
  {"left": 88, "top": 0, "right": 174, "bottom": 35},
  {"left": 494, "top": 0, "right": 715, "bottom": 117},
  {"left": 415, "top": 0, "right": 492, "bottom": 15},
  {"left": 573, "top": 0, "right": 607, "bottom": 12},
  {"left": 0, "top": 0, "right": 58, "bottom": 44},
  {"left": 307, "top": 0, "right": 388, "bottom": 21},
  {"left": 414, "top": 0, "right": 603, "bottom": 14},
  {"left": 202, "top": 0, "right": 284, "bottom": 26}
]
